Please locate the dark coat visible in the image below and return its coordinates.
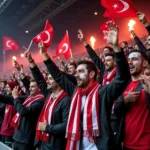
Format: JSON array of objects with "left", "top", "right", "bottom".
[
  {"left": 43, "top": 50, "right": 130, "bottom": 150},
  {"left": 30, "top": 65, "right": 70, "bottom": 150},
  {"left": 0, "top": 91, "right": 44, "bottom": 145},
  {"left": 114, "top": 82, "right": 150, "bottom": 144}
]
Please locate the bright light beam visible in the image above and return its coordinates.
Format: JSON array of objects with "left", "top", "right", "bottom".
[{"left": 128, "top": 19, "right": 136, "bottom": 31}]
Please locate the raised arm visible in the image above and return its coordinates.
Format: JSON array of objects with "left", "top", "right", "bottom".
[
  {"left": 101, "top": 22, "right": 130, "bottom": 105},
  {"left": 131, "top": 30, "right": 147, "bottom": 53},
  {"left": 24, "top": 50, "right": 49, "bottom": 98},
  {"left": 137, "top": 12, "right": 150, "bottom": 35},
  {"left": 38, "top": 42, "right": 76, "bottom": 97},
  {"left": 13, "top": 60, "right": 30, "bottom": 93},
  {"left": 12, "top": 86, "right": 44, "bottom": 116},
  {"left": 77, "top": 29, "right": 105, "bottom": 80}
]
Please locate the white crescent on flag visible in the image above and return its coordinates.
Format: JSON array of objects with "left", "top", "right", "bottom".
[
  {"left": 118, "top": 0, "right": 129, "bottom": 13},
  {"left": 6, "top": 40, "right": 11, "bottom": 47},
  {"left": 61, "top": 43, "right": 68, "bottom": 53},
  {"left": 43, "top": 31, "right": 50, "bottom": 44}
]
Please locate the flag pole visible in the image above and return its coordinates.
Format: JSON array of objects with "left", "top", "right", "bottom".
[
  {"left": 3, "top": 50, "right": 6, "bottom": 71},
  {"left": 66, "top": 30, "right": 73, "bottom": 58},
  {"left": 27, "top": 40, "right": 33, "bottom": 51}
]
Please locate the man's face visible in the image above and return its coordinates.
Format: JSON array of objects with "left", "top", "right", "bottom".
[
  {"left": 121, "top": 42, "right": 127, "bottom": 49},
  {"left": 59, "top": 64, "right": 66, "bottom": 72},
  {"left": 147, "top": 35, "right": 150, "bottom": 45},
  {"left": 104, "top": 56, "right": 115, "bottom": 71},
  {"left": 42, "top": 73, "right": 47, "bottom": 79},
  {"left": 67, "top": 64, "right": 76, "bottom": 75},
  {"left": 75, "top": 64, "right": 90, "bottom": 88},
  {"left": 103, "top": 48, "right": 111, "bottom": 54},
  {"left": 134, "top": 45, "right": 139, "bottom": 50},
  {"left": 0, "top": 82, "right": 5, "bottom": 89},
  {"left": 144, "top": 64, "right": 150, "bottom": 76},
  {"left": 128, "top": 52, "right": 143, "bottom": 76},
  {"left": 46, "top": 74, "right": 58, "bottom": 90},
  {"left": 29, "top": 82, "right": 40, "bottom": 96},
  {"left": 6, "top": 84, "right": 12, "bottom": 95}
]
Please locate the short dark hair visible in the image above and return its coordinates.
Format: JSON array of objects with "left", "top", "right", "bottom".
[
  {"left": 104, "top": 46, "right": 114, "bottom": 53},
  {"left": 105, "top": 53, "right": 114, "bottom": 58},
  {"left": 68, "top": 62, "right": 77, "bottom": 68},
  {"left": 1, "top": 80, "right": 7, "bottom": 85},
  {"left": 78, "top": 61, "right": 97, "bottom": 80},
  {"left": 30, "top": 79, "right": 36, "bottom": 83},
  {"left": 121, "top": 41, "right": 128, "bottom": 46},
  {"left": 129, "top": 49, "right": 148, "bottom": 60}
]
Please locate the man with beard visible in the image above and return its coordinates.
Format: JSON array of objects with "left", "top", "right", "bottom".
[
  {"left": 0, "top": 73, "right": 45, "bottom": 150},
  {"left": 114, "top": 50, "right": 150, "bottom": 150},
  {"left": 120, "top": 41, "right": 129, "bottom": 56},
  {"left": 67, "top": 62, "right": 77, "bottom": 75},
  {"left": 77, "top": 29, "right": 121, "bottom": 149},
  {"left": 22, "top": 51, "right": 70, "bottom": 150},
  {"left": 37, "top": 23, "right": 130, "bottom": 150}
]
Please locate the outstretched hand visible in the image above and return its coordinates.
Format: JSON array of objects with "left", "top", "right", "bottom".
[
  {"left": 104, "top": 21, "right": 119, "bottom": 46},
  {"left": 77, "top": 29, "right": 84, "bottom": 42},
  {"left": 38, "top": 41, "right": 45, "bottom": 54},
  {"left": 12, "top": 86, "right": 21, "bottom": 99},
  {"left": 137, "top": 12, "right": 148, "bottom": 24},
  {"left": 24, "top": 50, "right": 33, "bottom": 62},
  {"left": 12, "top": 60, "right": 21, "bottom": 71}
]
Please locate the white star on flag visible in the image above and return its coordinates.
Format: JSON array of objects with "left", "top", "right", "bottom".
[
  {"left": 113, "top": 4, "right": 118, "bottom": 9},
  {"left": 37, "top": 35, "right": 41, "bottom": 40}
]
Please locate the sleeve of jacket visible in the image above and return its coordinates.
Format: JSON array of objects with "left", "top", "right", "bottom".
[
  {"left": 134, "top": 35, "right": 147, "bottom": 53},
  {"left": 145, "top": 92, "right": 150, "bottom": 110},
  {"left": 30, "top": 65, "right": 49, "bottom": 98},
  {"left": 44, "top": 58, "right": 76, "bottom": 97},
  {"left": 114, "top": 95, "right": 130, "bottom": 119},
  {"left": 0, "top": 103, "right": 5, "bottom": 113},
  {"left": 21, "top": 76, "right": 30, "bottom": 93},
  {"left": 85, "top": 44, "right": 105, "bottom": 80},
  {"left": 0, "top": 94, "right": 14, "bottom": 105},
  {"left": 13, "top": 98, "right": 44, "bottom": 117},
  {"left": 45, "top": 97, "right": 70, "bottom": 134},
  {"left": 146, "top": 25, "right": 150, "bottom": 35},
  {"left": 101, "top": 51, "right": 130, "bottom": 106}
]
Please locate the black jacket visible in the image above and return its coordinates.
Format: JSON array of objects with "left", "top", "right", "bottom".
[
  {"left": 30, "top": 65, "right": 71, "bottom": 150},
  {"left": 85, "top": 45, "right": 121, "bottom": 122},
  {"left": 0, "top": 90, "right": 44, "bottom": 145},
  {"left": 85, "top": 44, "right": 105, "bottom": 84},
  {"left": 114, "top": 82, "right": 150, "bottom": 144},
  {"left": 43, "top": 50, "right": 130, "bottom": 150},
  {"left": 0, "top": 103, "right": 5, "bottom": 128}
]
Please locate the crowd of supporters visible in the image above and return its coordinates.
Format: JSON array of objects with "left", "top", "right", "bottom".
[{"left": 0, "top": 12, "right": 149, "bottom": 150}]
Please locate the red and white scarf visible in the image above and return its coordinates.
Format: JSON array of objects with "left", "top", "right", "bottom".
[
  {"left": 102, "top": 68, "right": 117, "bottom": 86},
  {"left": 36, "top": 90, "right": 67, "bottom": 142},
  {"left": 66, "top": 81, "right": 101, "bottom": 150},
  {"left": 11, "top": 93, "right": 45, "bottom": 129}
]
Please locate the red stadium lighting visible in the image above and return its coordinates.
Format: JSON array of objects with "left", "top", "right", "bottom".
[{"left": 12, "top": 56, "right": 17, "bottom": 60}]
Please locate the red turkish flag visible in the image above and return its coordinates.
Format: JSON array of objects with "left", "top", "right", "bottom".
[
  {"left": 101, "top": 0, "right": 138, "bottom": 18},
  {"left": 54, "top": 32, "right": 71, "bottom": 60},
  {"left": 33, "top": 20, "right": 54, "bottom": 47},
  {"left": 3, "top": 36, "right": 19, "bottom": 51}
]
